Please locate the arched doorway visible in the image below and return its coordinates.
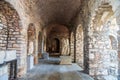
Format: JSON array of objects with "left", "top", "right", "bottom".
[
  {"left": 76, "top": 25, "right": 84, "bottom": 68},
  {"left": 51, "top": 38, "right": 60, "bottom": 53},
  {"left": 27, "top": 23, "right": 36, "bottom": 70},
  {"left": 46, "top": 24, "right": 69, "bottom": 57},
  {"left": 0, "top": 0, "right": 26, "bottom": 77}
]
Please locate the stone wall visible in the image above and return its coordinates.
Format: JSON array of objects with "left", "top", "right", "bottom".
[
  {"left": 76, "top": 25, "right": 84, "bottom": 68},
  {"left": 0, "top": 14, "right": 7, "bottom": 50},
  {"left": 86, "top": 0, "right": 120, "bottom": 79},
  {"left": 1, "top": 0, "right": 120, "bottom": 79},
  {"left": 71, "top": 0, "right": 120, "bottom": 79},
  {"left": 0, "top": 1, "right": 27, "bottom": 77},
  {"left": 89, "top": 31, "right": 118, "bottom": 80}
]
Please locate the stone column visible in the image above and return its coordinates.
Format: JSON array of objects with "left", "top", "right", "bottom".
[
  {"left": 69, "top": 31, "right": 71, "bottom": 55},
  {"left": 83, "top": 25, "right": 90, "bottom": 74},
  {"left": 41, "top": 38, "right": 44, "bottom": 53},
  {"left": 73, "top": 28, "right": 76, "bottom": 63},
  {"left": 117, "top": 30, "right": 120, "bottom": 79}
]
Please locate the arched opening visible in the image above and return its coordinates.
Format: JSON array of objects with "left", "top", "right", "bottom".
[
  {"left": 27, "top": 23, "right": 36, "bottom": 70},
  {"left": 46, "top": 24, "right": 69, "bottom": 57},
  {"left": 27, "top": 23, "right": 36, "bottom": 55},
  {"left": 76, "top": 25, "right": 84, "bottom": 68},
  {"left": 0, "top": 0, "right": 26, "bottom": 77},
  {"left": 51, "top": 38, "right": 60, "bottom": 53}
]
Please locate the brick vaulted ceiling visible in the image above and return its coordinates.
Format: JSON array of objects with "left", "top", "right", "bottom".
[{"left": 6, "top": 0, "right": 82, "bottom": 26}]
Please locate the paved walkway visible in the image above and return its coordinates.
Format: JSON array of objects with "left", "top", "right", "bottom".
[{"left": 19, "top": 58, "right": 94, "bottom": 80}]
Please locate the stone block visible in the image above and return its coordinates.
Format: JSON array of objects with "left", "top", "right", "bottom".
[
  {"left": 60, "top": 56, "right": 72, "bottom": 65},
  {"left": 42, "top": 52, "right": 49, "bottom": 59},
  {"left": 13, "top": 44, "right": 19, "bottom": 48},
  {"left": 97, "top": 69, "right": 108, "bottom": 75},
  {"left": 13, "top": 32, "right": 19, "bottom": 35},
  {"left": 11, "top": 38, "right": 16, "bottom": 40},
  {"left": 0, "top": 65, "right": 8, "bottom": 80},
  {"left": 0, "top": 51, "right": 5, "bottom": 64},
  {"left": 89, "top": 53, "right": 95, "bottom": 59},
  {"left": 89, "top": 69, "right": 95, "bottom": 76},
  {"left": 5, "top": 50, "right": 17, "bottom": 62},
  {"left": 27, "top": 55, "right": 34, "bottom": 71},
  {"left": 103, "top": 75, "right": 117, "bottom": 80}
]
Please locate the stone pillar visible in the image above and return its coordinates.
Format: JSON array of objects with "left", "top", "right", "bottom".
[
  {"left": 83, "top": 24, "right": 90, "bottom": 74},
  {"left": 34, "top": 55, "right": 38, "bottom": 64},
  {"left": 69, "top": 31, "right": 71, "bottom": 55},
  {"left": 41, "top": 39, "right": 44, "bottom": 53},
  {"left": 117, "top": 30, "right": 120, "bottom": 80},
  {"left": 73, "top": 28, "right": 76, "bottom": 63}
]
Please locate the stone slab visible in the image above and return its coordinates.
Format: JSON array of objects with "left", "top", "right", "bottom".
[
  {"left": 0, "top": 51, "right": 5, "bottom": 64},
  {"left": 0, "top": 65, "right": 8, "bottom": 80},
  {"left": 27, "top": 55, "right": 34, "bottom": 71},
  {"left": 60, "top": 56, "right": 72, "bottom": 65},
  {"left": 5, "top": 50, "right": 17, "bottom": 62}
]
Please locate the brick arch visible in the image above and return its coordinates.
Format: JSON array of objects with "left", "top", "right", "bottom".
[
  {"left": 27, "top": 23, "right": 38, "bottom": 66},
  {"left": 0, "top": 0, "right": 27, "bottom": 77},
  {"left": 27, "top": 23, "right": 36, "bottom": 41},
  {"left": 0, "top": 0, "right": 22, "bottom": 50},
  {"left": 75, "top": 24, "right": 84, "bottom": 68},
  {"left": 27, "top": 23, "right": 36, "bottom": 56}
]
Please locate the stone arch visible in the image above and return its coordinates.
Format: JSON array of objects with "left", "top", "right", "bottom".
[
  {"left": 27, "top": 23, "right": 36, "bottom": 55},
  {"left": 0, "top": 0, "right": 27, "bottom": 77},
  {"left": 89, "top": 2, "right": 118, "bottom": 80},
  {"left": 50, "top": 38, "right": 60, "bottom": 53},
  {"left": 27, "top": 23, "right": 36, "bottom": 70},
  {"left": 0, "top": 1, "right": 22, "bottom": 50},
  {"left": 92, "top": 4, "right": 113, "bottom": 31},
  {"left": 76, "top": 24, "right": 84, "bottom": 68},
  {"left": 46, "top": 24, "right": 69, "bottom": 56}
]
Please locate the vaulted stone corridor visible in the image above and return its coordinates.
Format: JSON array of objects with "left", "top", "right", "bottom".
[{"left": 0, "top": 0, "right": 120, "bottom": 80}]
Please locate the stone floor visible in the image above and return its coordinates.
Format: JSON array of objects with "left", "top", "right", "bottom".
[{"left": 19, "top": 58, "right": 94, "bottom": 80}]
